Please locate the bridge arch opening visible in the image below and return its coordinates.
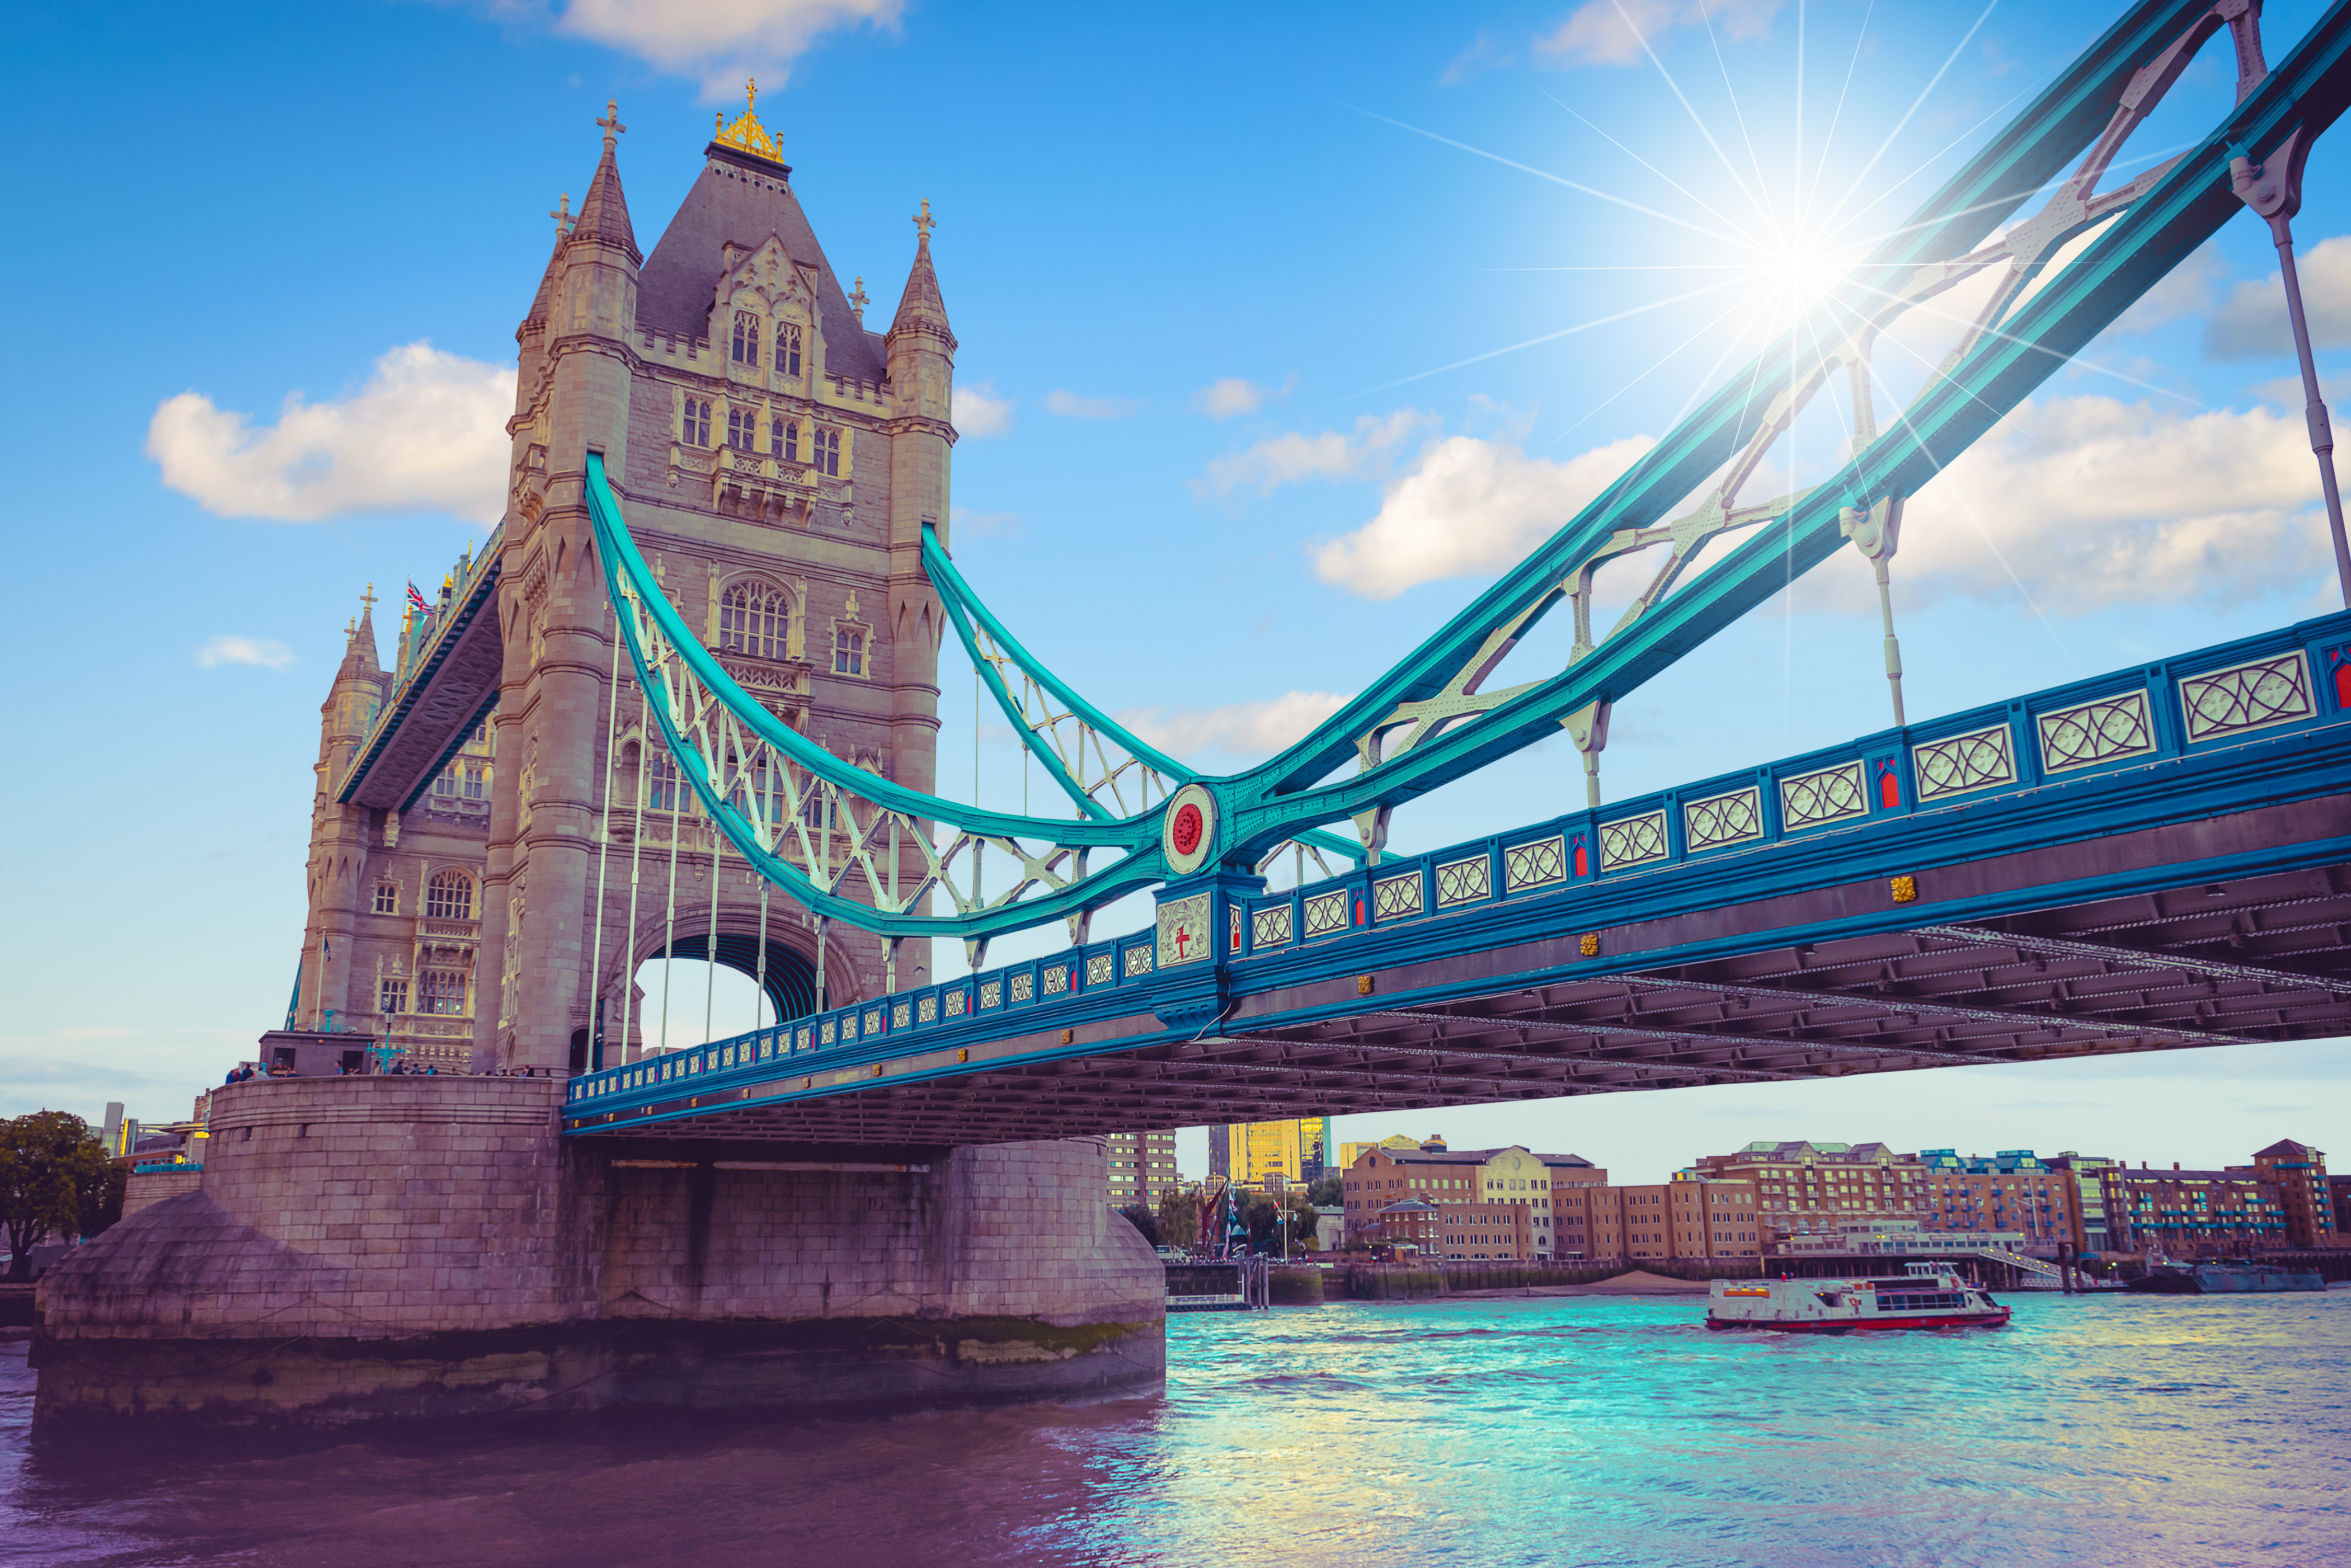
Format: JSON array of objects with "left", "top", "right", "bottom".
[{"left": 631, "top": 934, "right": 817, "bottom": 1052}]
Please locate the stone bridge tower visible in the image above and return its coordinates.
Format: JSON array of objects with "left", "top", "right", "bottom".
[{"left": 294, "top": 92, "right": 956, "bottom": 1075}]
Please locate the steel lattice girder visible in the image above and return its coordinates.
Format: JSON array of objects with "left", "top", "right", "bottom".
[{"left": 589, "top": 0, "right": 2351, "bottom": 942}]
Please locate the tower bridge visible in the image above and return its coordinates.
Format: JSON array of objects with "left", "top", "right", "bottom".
[{"left": 36, "top": 0, "right": 2351, "bottom": 1431}]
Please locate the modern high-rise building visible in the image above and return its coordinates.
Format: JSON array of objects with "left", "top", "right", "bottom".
[
  {"left": 1209, "top": 1117, "right": 1335, "bottom": 1188},
  {"left": 1105, "top": 1130, "right": 1179, "bottom": 1212}
]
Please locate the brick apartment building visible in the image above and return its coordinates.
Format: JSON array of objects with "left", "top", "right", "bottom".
[
  {"left": 1344, "top": 1142, "right": 1764, "bottom": 1263},
  {"left": 1916, "top": 1150, "right": 2079, "bottom": 1249},
  {"left": 2253, "top": 1140, "right": 2336, "bottom": 1247},
  {"left": 1343, "top": 1142, "right": 1601, "bottom": 1260},
  {"left": 1104, "top": 1129, "right": 1179, "bottom": 1211}
]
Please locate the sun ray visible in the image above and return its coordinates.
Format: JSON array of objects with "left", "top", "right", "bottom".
[
  {"left": 1801, "top": 0, "right": 1873, "bottom": 235},
  {"left": 1354, "top": 275, "right": 1752, "bottom": 396},
  {"left": 1609, "top": 0, "right": 1779, "bottom": 234},
  {"left": 1542, "top": 278, "right": 1782, "bottom": 450},
  {"left": 1692, "top": 0, "right": 1786, "bottom": 247},
  {"left": 1543, "top": 91, "right": 1767, "bottom": 250},
  {"left": 1809, "top": 0, "right": 2004, "bottom": 246},
  {"left": 1347, "top": 106, "right": 1773, "bottom": 254}
]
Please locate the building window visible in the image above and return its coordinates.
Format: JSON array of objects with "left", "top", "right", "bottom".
[
  {"left": 420, "top": 970, "right": 467, "bottom": 1016},
  {"left": 730, "top": 310, "right": 761, "bottom": 367},
  {"left": 425, "top": 870, "right": 474, "bottom": 921},
  {"left": 775, "top": 323, "right": 802, "bottom": 377},
  {"left": 648, "top": 751, "right": 685, "bottom": 814},
  {"left": 434, "top": 766, "right": 457, "bottom": 797},
  {"left": 774, "top": 418, "right": 795, "bottom": 461},
  {"left": 816, "top": 427, "right": 841, "bottom": 477},
  {"left": 727, "top": 407, "right": 757, "bottom": 451},
  {"left": 463, "top": 764, "right": 486, "bottom": 800},
  {"left": 379, "top": 977, "right": 408, "bottom": 1015},
  {"left": 373, "top": 881, "right": 399, "bottom": 915},
  {"left": 833, "top": 628, "right": 864, "bottom": 677},
  {"left": 682, "top": 398, "right": 712, "bottom": 447},
  {"left": 720, "top": 581, "right": 792, "bottom": 661}
]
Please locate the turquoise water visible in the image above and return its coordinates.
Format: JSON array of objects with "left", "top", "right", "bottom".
[{"left": 4, "top": 1291, "right": 2347, "bottom": 1566}]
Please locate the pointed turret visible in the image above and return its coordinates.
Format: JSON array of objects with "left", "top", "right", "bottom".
[
  {"left": 571, "top": 102, "right": 641, "bottom": 265},
  {"left": 337, "top": 595, "right": 381, "bottom": 684},
  {"left": 888, "top": 200, "right": 954, "bottom": 346}
]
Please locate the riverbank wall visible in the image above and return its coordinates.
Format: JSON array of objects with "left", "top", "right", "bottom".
[{"left": 32, "top": 1078, "right": 1162, "bottom": 1431}]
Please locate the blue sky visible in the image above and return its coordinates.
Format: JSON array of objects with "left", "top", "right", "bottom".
[{"left": 2, "top": 0, "right": 2343, "bottom": 1180}]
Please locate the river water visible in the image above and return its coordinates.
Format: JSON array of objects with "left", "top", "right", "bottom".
[{"left": 4, "top": 1290, "right": 2346, "bottom": 1567}]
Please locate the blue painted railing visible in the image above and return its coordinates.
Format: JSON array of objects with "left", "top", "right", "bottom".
[{"left": 565, "top": 608, "right": 2351, "bottom": 1111}]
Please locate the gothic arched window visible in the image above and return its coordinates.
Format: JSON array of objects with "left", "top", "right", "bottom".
[
  {"left": 832, "top": 626, "right": 865, "bottom": 677},
  {"left": 647, "top": 750, "right": 685, "bottom": 814},
  {"left": 719, "top": 580, "right": 791, "bottom": 661},
  {"left": 774, "top": 323, "right": 802, "bottom": 377},
  {"left": 373, "top": 881, "right": 399, "bottom": 915},
  {"left": 773, "top": 417, "right": 795, "bottom": 461},
  {"left": 425, "top": 869, "right": 474, "bottom": 921},
  {"left": 730, "top": 310, "right": 762, "bottom": 366}
]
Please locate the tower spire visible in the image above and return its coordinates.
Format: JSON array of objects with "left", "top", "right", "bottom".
[
  {"left": 714, "top": 77, "right": 785, "bottom": 165},
  {"left": 889, "top": 199, "right": 952, "bottom": 343},
  {"left": 571, "top": 100, "right": 641, "bottom": 264}
]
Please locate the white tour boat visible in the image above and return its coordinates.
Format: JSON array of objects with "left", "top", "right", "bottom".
[{"left": 1707, "top": 1263, "right": 2010, "bottom": 1333}]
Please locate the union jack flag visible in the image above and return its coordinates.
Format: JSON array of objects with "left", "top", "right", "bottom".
[{"left": 406, "top": 581, "right": 430, "bottom": 615}]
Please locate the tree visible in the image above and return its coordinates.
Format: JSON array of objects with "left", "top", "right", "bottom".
[
  {"left": 1306, "top": 1175, "right": 1344, "bottom": 1208},
  {"left": 1118, "top": 1203, "right": 1159, "bottom": 1247},
  {"left": 1, "top": 1112, "right": 115, "bottom": 1280},
  {"left": 1157, "top": 1187, "right": 1202, "bottom": 1255}
]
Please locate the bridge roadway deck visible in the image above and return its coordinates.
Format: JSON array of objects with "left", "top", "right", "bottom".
[{"left": 563, "top": 613, "right": 2351, "bottom": 1147}]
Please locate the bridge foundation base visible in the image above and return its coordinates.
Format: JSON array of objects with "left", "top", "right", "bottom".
[{"left": 32, "top": 1079, "right": 1163, "bottom": 1431}]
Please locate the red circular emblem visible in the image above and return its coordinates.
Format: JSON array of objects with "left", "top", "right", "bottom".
[{"left": 1171, "top": 802, "right": 1205, "bottom": 857}]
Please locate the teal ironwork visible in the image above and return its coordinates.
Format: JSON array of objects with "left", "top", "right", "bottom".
[{"left": 590, "top": 0, "right": 2351, "bottom": 942}]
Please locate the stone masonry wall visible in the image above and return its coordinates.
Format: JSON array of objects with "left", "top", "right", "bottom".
[{"left": 36, "top": 1078, "right": 1162, "bottom": 1427}]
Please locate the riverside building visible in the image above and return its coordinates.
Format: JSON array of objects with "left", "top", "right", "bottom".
[
  {"left": 2253, "top": 1140, "right": 2336, "bottom": 1247},
  {"left": 1104, "top": 1130, "right": 1178, "bottom": 1211},
  {"left": 1209, "top": 1117, "right": 1336, "bottom": 1187},
  {"left": 1691, "top": 1141, "right": 1933, "bottom": 1241},
  {"left": 1342, "top": 1143, "right": 1601, "bottom": 1260},
  {"left": 1915, "top": 1151, "right": 2078, "bottom": 1249}
]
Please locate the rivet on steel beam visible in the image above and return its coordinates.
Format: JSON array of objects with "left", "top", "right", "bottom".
[
  {"left": 1891, "top": 875, "right": 1919, "bottom": 903},
  {"left": 1060, "top": 1029, "right": 1074, "bottom": 1044},
  {"left": 1357, "top": 974, "right": 1375, "bottom": 995},
  {"left": 872, "top": 1064, "right": 884, "bottom": 1077},
  {"left": 957, "top": 1048, "right": 969, "bottom": 1062},
  {"left": 1579, "top": 934, "right": 1600, "bottom": 958}
]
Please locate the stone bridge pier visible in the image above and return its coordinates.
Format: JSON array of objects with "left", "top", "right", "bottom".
[{"left": 33, "top": 1078, "right": 1163, "bottom": 1430}]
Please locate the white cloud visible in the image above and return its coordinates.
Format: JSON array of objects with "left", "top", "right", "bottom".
[
  {"left": 953, "top": 381, "right": 1014, "bottom": 437},
  {"left": 949, "top": 507, "right": 1022, "bottom": 540},
  {"left": 148, "top": 342, "right": 514, "bottom": 524},
  {"left": 1534, "top": 0, "right": 1777, "bottom": 68},
  {"left": 1192, "top": 376, "right": 1295, "bottom": 419},
  {"left": 511, "top": 0, "right": 903, "bottom": 96},
  {"left": 1117, "top": 691, "right": 1352, "bottom": 760},
  {"left": 196, "top": 635, "right": 296, "bottom": 670},
  {"left": 1194, "top": 410, "right": 1433, "bottom": 501},
  {"left": 2204, "top": 234, "right": 2351, "bottom": 359},
  {"left": 1044, "top": 389, "right": 1142, "bottom": 420},
  {"left": 1832, "top": 394, "right": 2333, "bottom": 612},
  {"left": 2108, "top": 241, "right": 2224, "bottom": 335},
  {"left": 1440, "top": 28, "right": 1515, "bottom": 86},
  {"left": 1312, "top": 432, "right": 1655, "bottom": 599}
]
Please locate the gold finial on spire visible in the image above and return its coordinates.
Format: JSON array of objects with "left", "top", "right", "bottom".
[
  {"left": 715, "top": 78, "right": 783, "bottom": 164},
  {"left": 597, "top": 99, "right": 626, "bottom": 149},
  {"left": 849, "top": 276, "right": 869, "bottom": 319},
  {"left": 550, "top": 193, "right": 572, "bottom": 238},
  {"left": 913, "top": 199, "right": 936, "bottom": 241}
]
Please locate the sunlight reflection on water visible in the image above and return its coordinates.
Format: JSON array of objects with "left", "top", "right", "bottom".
[{"left": 3, "top": 1291, "right": 2346, "bottom": 1567}]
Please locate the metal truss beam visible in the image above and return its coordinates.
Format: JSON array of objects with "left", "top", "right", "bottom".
[{"left": 1917, "top": 924, "right": 2351, "bottom": 998}]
